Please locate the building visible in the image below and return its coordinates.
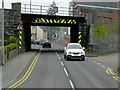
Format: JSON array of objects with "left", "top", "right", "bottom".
[
  {"left": 69, "top": 0, "right": 119, "bottom": 24},
  {"left": 31, "top": 26, "right": 47, "bottom": 41}
]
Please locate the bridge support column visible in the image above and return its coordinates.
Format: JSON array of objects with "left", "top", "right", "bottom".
[
  {"left": 70, "top": 25, "right": 79, "bottom": 43},
  {"left": 23, "top": 23, "right": 31, "bottom": 51}
]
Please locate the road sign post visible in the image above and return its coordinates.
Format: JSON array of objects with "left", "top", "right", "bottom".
[{"left": 16, "top": 24, "right": 23, "bottom": 54}]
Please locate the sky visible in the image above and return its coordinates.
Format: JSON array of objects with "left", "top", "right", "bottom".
[
  {"left": 0, "top": 0, "right": 72, "bottom": 9},
  {"left": 0, "top": 0, "right": 119, "bottom": 9}
]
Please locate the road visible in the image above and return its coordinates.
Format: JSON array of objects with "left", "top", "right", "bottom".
[{"left": 5, "top": 44, "right": 119, "bottom": 89}]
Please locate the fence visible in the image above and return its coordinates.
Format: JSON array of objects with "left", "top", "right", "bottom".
[
  {"left": 92, "top": 33, "right": 118, "bottom": 53},
  {"left": 21, "top": 4, "right": 70, "bottom": 16}
]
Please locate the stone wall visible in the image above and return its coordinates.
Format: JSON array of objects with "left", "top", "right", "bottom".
[
  {"left": 4, "top": 3, "right": 22, "bottom": 46},
  {"left": 5, "top": 48, "right": 18, "bottom": 62}
]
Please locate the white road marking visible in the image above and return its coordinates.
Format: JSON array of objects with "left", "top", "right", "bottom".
[
  {"left": 93, "top": 61, "right": 96, "bottom": 63},
  {"left": 63, "top": 68, "right": 69, "bottom": 76},
  {"left": 101, "top": 65, "right": 105, "bottom": 68},
  {"left": 97, "top": 63, "right": 100, "bottom": 65},
  {"left": 61, "top": 61, "right": 64, "bottom": 66},
  {"left": 55, "top": 52, "right": 59, "bottom": 57},
  {"left": 107, "top": 68, "right": 112, "bottom": 71},
  {"left": 87, "top": 58, "right": 114, "bottom": 74},
  {"left": 69, "top": 80, "right": 75, "bottom": 90},
  {"left": 58, "top": 57, "right": 61, "bottom": 60}
]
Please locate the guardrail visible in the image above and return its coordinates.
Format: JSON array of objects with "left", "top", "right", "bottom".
[{"left": 21, "top": 4, "right": 70, "bottom": 16}]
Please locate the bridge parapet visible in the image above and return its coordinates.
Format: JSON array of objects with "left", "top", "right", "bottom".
[{"left": 21, "top": 4, "right": 70, "bottom": 16}]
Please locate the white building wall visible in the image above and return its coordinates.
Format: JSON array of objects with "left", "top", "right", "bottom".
[{"left": 37, "top": 26, "right": 43, "bottom": 40}]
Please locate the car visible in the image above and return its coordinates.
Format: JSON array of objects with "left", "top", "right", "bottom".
[
  {"left": 64, "top": 43, "right": 85, "bottom": 61},
  {"left": 41, "top": 39, "right": 51, "bottom": 48},
  {"left": 33, "top": 40, "right": 40, "bottom": 45},
  {"left": 40, "top": 38, "right": 48, "bottom": 45}
]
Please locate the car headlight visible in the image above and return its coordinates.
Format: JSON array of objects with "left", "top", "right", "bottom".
[
  {"left": 68, "top": 51, "right": 72, "bottom": 54},
  {"left": 80, "top": 52, "right": 83, "bottom": 54}
]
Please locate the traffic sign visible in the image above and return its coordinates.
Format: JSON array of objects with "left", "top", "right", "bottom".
[
  {"left": 16, "top": 24, "right": 23, "bottom": 30},
  {"left": 53, "top": 7, "right": 58, "bottom": 13}
]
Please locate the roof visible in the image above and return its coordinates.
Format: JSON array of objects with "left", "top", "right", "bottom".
[{"left": 70, "top": 1, "right": 118, "bottom": 8}]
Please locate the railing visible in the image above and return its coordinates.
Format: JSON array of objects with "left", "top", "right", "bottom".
[{"left": 21, "top": 4, "right": 70, "bottom": 16}]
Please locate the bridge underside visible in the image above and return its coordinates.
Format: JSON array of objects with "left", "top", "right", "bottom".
[{"left": 21, "top": 14, "right": 85, "bottom": 51}]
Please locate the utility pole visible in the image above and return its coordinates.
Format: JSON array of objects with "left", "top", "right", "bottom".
[{"left": 2, "top": 0, "right": 4, "bottom": 65}]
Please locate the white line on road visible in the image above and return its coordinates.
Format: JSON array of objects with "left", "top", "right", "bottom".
[
  {"left": 93, "top": 61, "right": 96, "bottom": 63},
  {"left": 55, "top": 52, "right": 59, "bottom": 57},
  {"left": 101, "top": 65, "right": 105, "bottom": 68},
  {"left": 61, "top": 61, "right": 64, "bottom": 66},
  {"left": 97, "top": 63, "right": 100, "bottom": 65},
  {"left": 55, "top": 52, "right": 57, "bottom": 54},
  {"left": 69, "top": 80, "right": 75, "bottom": 90},
  {"left": 107, "top": 68, "right": 112, "bottom": 71},
  {"left": 64, "top": 68, "right": 69, "bottom": 76},
  {"left": 58, "top": 57, "right": 61, "bottom": 60}
]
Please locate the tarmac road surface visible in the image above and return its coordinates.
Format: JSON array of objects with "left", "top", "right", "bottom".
[{"left": 4, "top": 44, "right": 119, "bottom": 89}]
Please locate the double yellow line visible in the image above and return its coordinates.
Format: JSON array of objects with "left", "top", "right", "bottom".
[
  {"left": 7, "top": 52, "right": 40, "bottom": 89},
  {"left": 106, "top": 69, "right": 120, "bottom": 82}
]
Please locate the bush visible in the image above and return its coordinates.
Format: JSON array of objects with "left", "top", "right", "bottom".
[
  {"left": 4, "top": 46, "right": 8, "bottom": 54},
  {"left": 118, "top": 67, "right": 120, "bottom": 73},
  {"left": 94, "top": 25, "right": 106, "bottom": 37},
  {"left": 4, "top": 43, "right": 17, "bottom": 53},
  {"left": 8, "top": 36, "right": 17, "bottom": 44},
  {"left": 0, "top": 47, "right": 1, "bottom": 51}
]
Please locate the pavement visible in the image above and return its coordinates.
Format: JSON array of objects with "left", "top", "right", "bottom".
[{"left": 0, "top": 44, "right": 41, "bottom": 89}]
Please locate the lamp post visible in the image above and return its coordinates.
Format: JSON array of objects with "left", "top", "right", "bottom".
[{"left": 2, "top": 0, "right": 4, "bottom": 65}]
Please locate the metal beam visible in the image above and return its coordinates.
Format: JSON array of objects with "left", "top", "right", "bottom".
[{"left": 74, "top": 4, "right": 119, "bottom": 10}]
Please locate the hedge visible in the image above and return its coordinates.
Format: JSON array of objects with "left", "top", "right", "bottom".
[
  {"left": 9, "top": 36, "right": 17, "bottom": 44},
  {"left": 4, "top": 43, "right": 17, "bottom": 53}
]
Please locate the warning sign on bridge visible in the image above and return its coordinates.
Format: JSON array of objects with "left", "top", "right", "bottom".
[{"left": 16, "top": 24, "right": 23, "bottom": 30}]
